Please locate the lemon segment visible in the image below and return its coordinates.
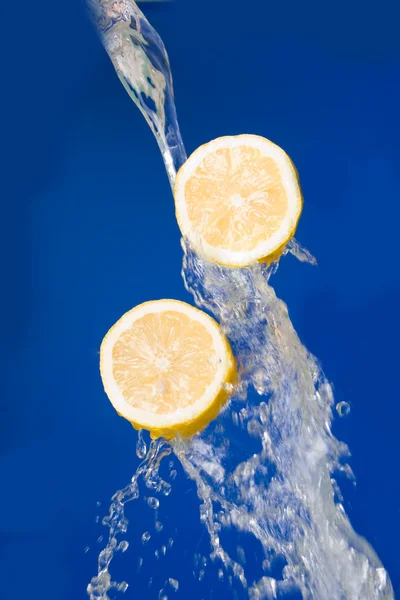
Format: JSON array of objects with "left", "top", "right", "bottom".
[
  {"left": 100, "top": 300, "right": 236, "bottom": 439},
  {"left": 174, "top": 134, "right": 303, "bottom": 268}
]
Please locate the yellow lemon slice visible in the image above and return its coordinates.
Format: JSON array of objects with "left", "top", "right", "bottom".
[
  {"left": 100, "top": 300, "right": 236, "bottom": 439},
  {"left": 174, "top": 134, "right": 303, "bottom": 267}
]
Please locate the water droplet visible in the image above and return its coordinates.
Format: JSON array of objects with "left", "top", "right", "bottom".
[
  {"left": 168, "top": 537, "right": 174, "bottom": 549},
  {"left": 97, "top": 535, "right": 103, "bottom": 543},
  {"left": 141, "top": 531, "right": 151, "bottom": 545},
  {"left": 168, "top": 460, "right": 174, "bottom": 469},
  {"left": 116, "top": 581, "right": 129, "bottom": 592},
  {"left": 162, "top": 484, "right": 172, "bottom": 496},
  {"left": 218, "top": 568, "right": 224, "bottom": 581},
  {"left": 96, "top": 501, "right": 101, "bottom": 507},
  {"left": 161, "top": 545, "right": 167, "bottom": 556},
  {"left": 336, "top": 402, "right": 350, "bottom": 417},
  {"left": 84, "top": 546, "right": 90, "bottom": 554},
  {"left": 95, "top": 516, "right": 99, "bottom": 524},
  {"left": 136, "top": 429, "right": 147, "bottom": 459},
  {"left": 168, "top": 578, "right": 179, "bottom": 591},
  {"left": 137, "top": 557, "right": 143, "bottom": 571},
  {"left": 118, "top": 540, "right": 129, "bottom": 552},
  {"left": 169, "top": 469, "right": 177, "bottom": 481},
  {"left": 201, "top": 556, "right": 207, "bottom": 567},
  {"left": 147, "top": 497, "right": 160, "bottom": 509},
  {"left": 155, "top": 520, "right": 164, "bottom": 533},
  {"left": 199, "top": 569, "right": 205, "bottom": 581}
]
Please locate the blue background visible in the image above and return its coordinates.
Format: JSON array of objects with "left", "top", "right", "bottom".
[{"left": 2, "top": 0, "right": 400, "bottom": 598}]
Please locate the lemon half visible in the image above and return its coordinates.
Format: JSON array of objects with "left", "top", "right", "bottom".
[
  {"left": 174, "top": 134, "right": 303, "bottom": 267},
  {"left": 100, "top": 300, "right": 236, "bottom": 439}
]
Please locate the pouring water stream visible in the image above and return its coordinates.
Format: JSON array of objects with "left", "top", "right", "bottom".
[{"left": 86, "top": 1, "right": 394, "bottom": 598}]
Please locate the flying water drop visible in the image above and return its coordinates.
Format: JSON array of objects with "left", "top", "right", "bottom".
[{"left": 336, "top": 401, "right": 351, "bottom": 417}]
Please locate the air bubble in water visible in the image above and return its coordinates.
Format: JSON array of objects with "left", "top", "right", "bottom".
[
  {"left": 235, "top": 380, "right": 248, "bottom": 400},
  {"left": 169, "top": 469, "right": 177, "bottom": 481},
  {"left": 168, "top": 537, "right": 174, "bottom": 549},
  {"left": 161, "top": 545, "right": 167, "bottom": 556},
  {"left": 84, "top": 546, "right": 90, "bottom": 554},
  {"left": 199, "top": 569, "right": 205, "bottom": 581},
  {"left": 247, "top": 419, "right": 262, "bottom": 437}
]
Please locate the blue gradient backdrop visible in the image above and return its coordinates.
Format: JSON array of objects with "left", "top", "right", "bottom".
[{"left": 2, "top": 0, "right": 400, "bottom": 598}]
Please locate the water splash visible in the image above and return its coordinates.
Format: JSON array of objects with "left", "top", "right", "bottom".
[
  {"left": 176, "top": 247, "right": 393, "bottom": 599},
  {"left": 87, "top": 0, "right": 393, "bottom": 598},
  {"left": 87, "top": 438, "right": 172, "bottom": 599}
]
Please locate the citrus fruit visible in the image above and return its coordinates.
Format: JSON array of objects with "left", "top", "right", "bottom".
[
  {"left": 174, "top": 134, "right": 303, "bottom": 267},
  {"left": 100, "top": 299, "right": 236, "bottom": 439}
]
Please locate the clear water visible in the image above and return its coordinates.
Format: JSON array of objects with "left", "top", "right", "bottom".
[{"left": 86, "top": 1, "right": 394, "bottom": 598}]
